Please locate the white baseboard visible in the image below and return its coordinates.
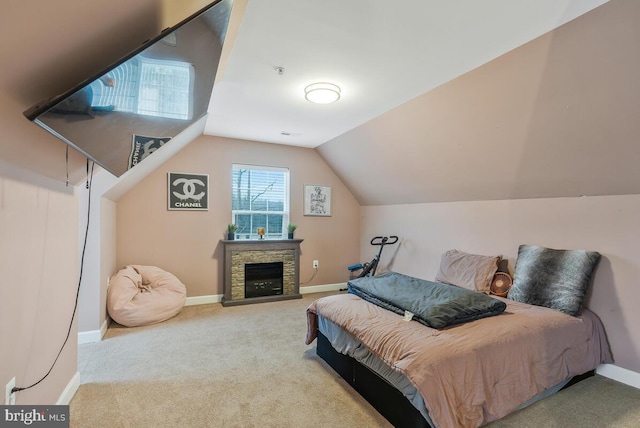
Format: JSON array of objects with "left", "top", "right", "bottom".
[
  {"left": 76, "top": 288, "right": 339, "bottom": 343},
  {"left": 77, "top": 318, "right": 109, "bottom": 344},
  {"left": 300, "top": 283, "right": 346, "bottom": 294},
  {"left": 185, "top": 294, "right": 223, "bottom": 306},
  {"left": 77, "top": 297, "right": 222, "bottom": 343},
  {"left": 596, "top": 364, "right": 640, "bottom": 389},
  {"left": 57, "top": 372, "right": 80, "bottom": 405}
]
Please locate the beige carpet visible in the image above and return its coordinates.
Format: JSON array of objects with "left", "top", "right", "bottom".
[
  {"left": 485, "top": 374, "right": 640, "bottom": 428},
  {"left": 71, "top": 292, "right": 640, "bottom": 427}
]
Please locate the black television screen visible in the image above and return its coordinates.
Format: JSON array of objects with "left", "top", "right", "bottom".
[{"left": 24, "top": 0, "right": 232, "bottom": 177}]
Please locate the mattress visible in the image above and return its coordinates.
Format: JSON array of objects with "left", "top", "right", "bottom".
[
  {"left": 317, "top": 314, "right": 575, "bottom": 428},
  {"left": 307, "top": 293, "right": 612, "bottom": 428}
]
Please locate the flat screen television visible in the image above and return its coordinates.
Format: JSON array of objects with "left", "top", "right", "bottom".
[{"left": 24, "top": 0, "right": 233, "bottom": 177}]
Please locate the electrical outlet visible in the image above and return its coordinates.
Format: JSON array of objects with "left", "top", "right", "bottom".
[
  {"left": 5, "top": 377, "right": 16, "bottom": 405},
  {"left": 313, "top": 260, "right": 319, "bottom": 269}
]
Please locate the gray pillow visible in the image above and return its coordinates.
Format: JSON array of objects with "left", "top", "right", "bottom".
[{"left": 508, "top": 245, "right": 601, "bottom": 316}]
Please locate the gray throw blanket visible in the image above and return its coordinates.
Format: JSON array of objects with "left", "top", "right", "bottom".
[{"left": 348, "top": 271, "right": 506, "bottom": 328}]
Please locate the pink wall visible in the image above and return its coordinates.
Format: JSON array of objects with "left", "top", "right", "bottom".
[
  {"left": 0, "top": 0, "right": 169, "bottom": 404},
  {"left": 116, "top": 136, "right": 361, "bottom": 296},
  {"left": 0, "top": 162, "right": 79, "bottom": 404},
  {"left": 313, "top": 0, "right": 640, "bottom": 374},
  {"left": 362, "top": 195, "right": 640, "bottom": 374},
  {"left": 3, "top": 0, "right": 638, "bottom": 408}
]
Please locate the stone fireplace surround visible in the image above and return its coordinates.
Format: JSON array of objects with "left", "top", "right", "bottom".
[{"left": 221, "top": 239, "right": 303, "bottom": 306}]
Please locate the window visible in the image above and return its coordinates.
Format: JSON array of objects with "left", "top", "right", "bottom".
[
  {"left": 232, "top": 164, "right": 290, "bottom": 240},
  {"left": 91, "top": 57, "right": 194, "bottom": 120}
]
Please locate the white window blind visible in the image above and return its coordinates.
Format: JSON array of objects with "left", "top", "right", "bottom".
[
  {"left": 231, "top": 164, "right": 290, "bottom": 239},
  {"left": 91, "top": 57, "right": 194, "bottom": 120}
]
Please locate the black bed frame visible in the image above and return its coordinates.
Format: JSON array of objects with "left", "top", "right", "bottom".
[
  {"left": 317, "top": 331, "right": 430, "bottom": 427},
  {"left": 316, "top": 331, "right": 594, "bottom": 428}
]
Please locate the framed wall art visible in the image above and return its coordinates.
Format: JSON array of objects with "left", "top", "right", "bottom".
[
  {"left": 304, "top": 184, "right": 331, "bottom": 216},
  {"left": 168, "top": 172, "right": 209, "bottom": 211}
]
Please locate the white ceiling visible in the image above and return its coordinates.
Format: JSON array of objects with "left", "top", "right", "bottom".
[{"left": 204, "top": 0, "right": 608, "bottom": 148}]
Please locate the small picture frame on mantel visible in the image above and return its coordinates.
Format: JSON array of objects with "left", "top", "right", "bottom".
[{"left": 304, "top": 184, "right": 331, "bottom": 217}]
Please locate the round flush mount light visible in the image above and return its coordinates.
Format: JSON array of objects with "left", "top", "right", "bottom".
[{"left": 304, "top": 82, "right": 341, "bottom": 104}]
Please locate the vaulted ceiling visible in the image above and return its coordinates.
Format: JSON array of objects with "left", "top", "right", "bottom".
[
  {"left": 2, "top": 0, "right": 615, "bottom": 201},
  {"left": 205, "top": 0, "right": 609, "bottom": 148}
]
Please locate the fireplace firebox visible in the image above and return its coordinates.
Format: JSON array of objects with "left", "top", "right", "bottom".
[
  {"left": 221, "top": 239, "right": 302, "bottom": 306},
  {"left": 244, "top": 262, "right": 284, "bottom": 298}
]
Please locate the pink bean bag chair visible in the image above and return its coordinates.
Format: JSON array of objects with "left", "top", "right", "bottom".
[{"left": 107, "top": 265, "right": 186, "bottom": 327}]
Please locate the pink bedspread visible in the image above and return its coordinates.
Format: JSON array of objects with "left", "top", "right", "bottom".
[{"left": 306, "top": 293, "right": 612, "bottom": 428}]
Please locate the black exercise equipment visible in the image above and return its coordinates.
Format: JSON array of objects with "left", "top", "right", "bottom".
[{"left": 348, "top": 235, "right": 398, "bottom": 278}]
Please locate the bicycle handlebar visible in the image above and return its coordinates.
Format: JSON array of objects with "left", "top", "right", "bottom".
[{"left": 370, "top": 235, "right": 399, "bottom": 246}]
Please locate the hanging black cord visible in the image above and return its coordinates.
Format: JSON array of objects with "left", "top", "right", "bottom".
[
  {"left": 12, "top": 161, "right": 95, "bottom": 395},
  {"left": 65, "top": 145, "right": 69, "bottom": 187}
]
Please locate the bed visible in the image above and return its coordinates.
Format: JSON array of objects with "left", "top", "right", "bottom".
[{"left": 305, "top": 246, "right": 613, "bottom": 428}]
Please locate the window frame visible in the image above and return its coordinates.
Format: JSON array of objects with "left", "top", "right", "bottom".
[
  {"left": 231, "top": 163, "right": 290, "bottom": 240},
  {"left": 92, "top": 57, "right": 195, "bottom": 120}
]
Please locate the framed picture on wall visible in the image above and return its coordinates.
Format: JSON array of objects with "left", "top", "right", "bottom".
[
  {"left": 167, "top": 172, "right": 209, "bottom": 211},
  {"left": 129, "top": 134, "right": 172, "bottom": 170},
  {"left": 304, "top": 184, "right": 331, "bottom": 216}
]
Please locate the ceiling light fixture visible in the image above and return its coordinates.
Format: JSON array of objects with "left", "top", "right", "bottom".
[{"left": 304, "top": 82, "right": 341, "bottom": 104}]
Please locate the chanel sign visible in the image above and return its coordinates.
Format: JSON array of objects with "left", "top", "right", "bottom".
[{"left": 168, "top": 172, "right": 209, "bottom": 211}]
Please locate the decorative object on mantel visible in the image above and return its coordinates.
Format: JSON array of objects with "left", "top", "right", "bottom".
[
  {"left": 257, "top": 227, "right": 265, "bottom": 239},
  {"left": 227, "top": 223, "right": 238, "bottom": 240},
  {"left": 167, "top": 172, "right": 209, "bottom": 211},
  {"left": 287, "top": 224, "right": 297, "bottom": 239},
  {"left": 304, "top": 184, "right": 331, "bottom": 216}
]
